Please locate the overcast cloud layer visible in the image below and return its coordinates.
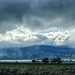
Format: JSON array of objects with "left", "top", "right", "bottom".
[
  {"left": 0, "top": 0, "right": 75, "bottom": 47},
  {"left": 0, "top": 0, "right": 75, "bottom": 32}
]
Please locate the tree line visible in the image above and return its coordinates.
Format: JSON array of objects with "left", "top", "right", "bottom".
[{"left": 32, "top": 58, "right": 62, "bottom": 64}]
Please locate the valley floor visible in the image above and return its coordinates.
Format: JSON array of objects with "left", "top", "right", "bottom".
[{"left": 0, "top": 62, "right": 75, "bottom": 75}]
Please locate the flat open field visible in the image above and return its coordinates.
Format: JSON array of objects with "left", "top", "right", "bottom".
[{"left": 0, "top": 61, "right": 75, "bottom": 75}]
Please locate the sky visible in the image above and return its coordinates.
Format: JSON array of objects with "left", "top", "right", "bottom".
[{"left": 0, "top": 0, "right": 75, "bottom": 48}]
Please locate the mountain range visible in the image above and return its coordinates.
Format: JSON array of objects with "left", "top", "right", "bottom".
[{"left": 0, "top": 45, "right": 75, "bottom": 60}]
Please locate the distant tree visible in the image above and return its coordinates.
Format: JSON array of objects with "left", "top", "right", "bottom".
[
  {"left": 51, "top": 58, "right": 62, "bottom": 64},
  {"left": 42, "top": 58, "right": 49, "bottom": 63},
  {"left": 57, "top": 58, "right": 62, "bottom": 64},
  {"left": 32, "top": 60, "right": 36, "bottom": 63},
  {"left": 49, "top": 58, "right": 52, "bottom": 62}
]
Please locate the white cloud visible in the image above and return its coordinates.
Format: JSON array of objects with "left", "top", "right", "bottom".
[
  {"left": 43, "top": 30, "right": 70, "bottom": 45},
  {"left": 0, "top": 26, "right": 31, "bottom": 44},
  {"left": 0, "top": 26, "right": 75, "bottom": 47},
  {"left": 68, "top": 29, "right": 75, "bottom": 47}
]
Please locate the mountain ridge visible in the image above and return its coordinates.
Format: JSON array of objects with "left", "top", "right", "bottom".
[{"left": 0, "top": 45, "right": 75, "bottom": 60}]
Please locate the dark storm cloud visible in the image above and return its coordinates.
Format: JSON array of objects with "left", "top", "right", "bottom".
[{"left": 0, "top": 0, "right": 75, "bottom": 33}]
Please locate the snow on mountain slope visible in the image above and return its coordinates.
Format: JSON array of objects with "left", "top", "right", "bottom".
[{"left": 0, "top": 26, "right": 73, "bottom": 47}]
